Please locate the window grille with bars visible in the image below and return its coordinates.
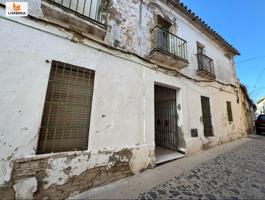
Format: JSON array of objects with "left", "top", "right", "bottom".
[
  {"left": 226, "top": 101, "right": 233, "bottom": 122},
  {"left": 37, "top": 61, "right": 95, "bottom": 154}
]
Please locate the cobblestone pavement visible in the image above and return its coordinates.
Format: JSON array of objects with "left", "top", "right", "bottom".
[{"left": 139, "top": 135, "right": 265, "bottom": 200}]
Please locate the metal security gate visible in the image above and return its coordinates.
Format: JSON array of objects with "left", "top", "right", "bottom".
[
  {"left": 155, "top": 85, "right": 178, "bottom": 151},
  {"left": 201, "top": 96, "right": 214, "bottom": 137}
]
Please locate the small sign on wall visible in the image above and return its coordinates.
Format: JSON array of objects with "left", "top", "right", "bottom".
[{"left": 191, "top": 129, "right": 198, "bottom": 137}]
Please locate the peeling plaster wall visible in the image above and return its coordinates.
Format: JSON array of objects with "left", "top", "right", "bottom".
[
  {"left": 10, "top": 149, "right": 135, "bottom": 199},
  {"left": 104, "top": 0, "right": 237, "bottom": 85},
  {"left": 0, "top": 0, "right": 251, "bottom": 198},
  {"left": 105, "top": 0, "right": 142, "bottom": 52},
  {"left": 152, "top": 71, "right": 248, "bottom": 155},
  {"left": 0, "top": 10, "right": 155, "bottom": 190},
  {"left": 0, "top": 0, "right": 238, "bottom": 82}
]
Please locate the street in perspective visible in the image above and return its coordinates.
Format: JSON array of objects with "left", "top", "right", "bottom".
[
  {"left": 1, "top": 0, "right": 265, "bottom": 199},
  {"left": 138, "top": 135, "right": 265, "bottom": 200},
  {"left": 71, "top": 135, "right": 265, "bottom": 199}
]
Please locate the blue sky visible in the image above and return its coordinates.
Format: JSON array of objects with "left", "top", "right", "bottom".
[{"left": 182, "top": 0, "right": 265, "bottom": 102}]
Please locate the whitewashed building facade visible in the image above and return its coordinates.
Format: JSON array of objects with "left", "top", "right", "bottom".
[
  {"left": 256, "top": 97, "right": 265, "bottom": 115},
  {"left": 0, "top": 0, "right": 254, "bottom": 199}
]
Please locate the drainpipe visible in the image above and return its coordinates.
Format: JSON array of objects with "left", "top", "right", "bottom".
[{"left": 138, "top": 0, "right": 144, "bottom": 57}]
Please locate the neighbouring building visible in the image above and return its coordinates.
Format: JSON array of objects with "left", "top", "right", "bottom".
[
  {"left": 256, "top": 96, "right": 265, "bottom": 115},
  {"left": 240, "top": 84, "right": 256, "bottom": 134},
  {"left": 0, "top": 0, "right": 255, "bottom": 199}
]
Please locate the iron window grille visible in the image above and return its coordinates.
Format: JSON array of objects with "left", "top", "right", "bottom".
[
  {"left": 47, "top": 0, "right": 110, "bottom": 27},
  {"left": 150, "top": 26, "right": 188, "bottom": 61},
  {"left": 37, "top": 61, "right": 95, "bottom": 154}
]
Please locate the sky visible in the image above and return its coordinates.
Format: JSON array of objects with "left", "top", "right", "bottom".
[{"left": 182, "top": 0, "right": 265, "bottom": 103}]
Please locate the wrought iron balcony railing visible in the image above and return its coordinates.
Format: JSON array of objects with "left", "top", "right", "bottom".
[
  {"left": 47, "top": 0, "right": 109, "bottom": 27},
  {"left": 197, "top": 53, "right": 215, "bottom": 77},
  {"left": 150, "top": 26, "right": 188, "bottom": 61}
]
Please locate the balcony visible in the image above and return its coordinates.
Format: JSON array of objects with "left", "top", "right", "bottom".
[
  {"left": 42, "top": 0, "right": 109, "bottom": 39},
  {"left": 150, "top": 26, "right": 188, "bottom": 69},
  {"left": 197, "top": 53, "right": 216, "bottom": 79}
]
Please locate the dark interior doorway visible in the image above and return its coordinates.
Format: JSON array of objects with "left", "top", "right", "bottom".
[
  {"left": 155, "top": 85, "right": 184, "bottom": 164},
  {"left": 155, "top": 85, "right": 178, "bottom": 150}
]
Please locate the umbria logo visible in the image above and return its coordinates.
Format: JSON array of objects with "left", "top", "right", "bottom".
[{"left": 6, "top": 2, "right": 28, "bottom": 16}]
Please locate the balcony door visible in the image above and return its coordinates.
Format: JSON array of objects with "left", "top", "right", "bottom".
[
  {"left": 197, "top": 44, "right": 204, "bottom": 54},
  {"left": 197, "top": 43, "right": 204, "bottom": 69},
  {"left": 157, "top": 16, "right": 172, "bottom": 52}
]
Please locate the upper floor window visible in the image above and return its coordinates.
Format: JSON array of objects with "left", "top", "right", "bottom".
[
  {"left": 197, "top": 43, "right": 204, "bottom": 54},
  {"left": 149, "top": 15, "right": 188, "bottom": 69},
  {"left": 196, "top": 42, "right": 215, "bottom": 79},
  {"left": 157, "top": 15, "right": 172, "bottom": 31},
  {"left": 225, "top": 53, "right": 234, "bottom": 65}
]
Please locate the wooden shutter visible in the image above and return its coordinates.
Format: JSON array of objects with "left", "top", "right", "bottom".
[
  {"left": 37, "top": 61, "right": 95, "bottom": 154},
  {"left": 201, "top": 96, "right": 213, "bottom": 137},
  {"left": 227, "top": 101, "right": 233, "bottom": 122}
]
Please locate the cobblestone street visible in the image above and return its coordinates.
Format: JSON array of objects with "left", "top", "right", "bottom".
[
  {"left": 71, "top": 135, "right": 265, "bottom": 199},
  {"left": 138, "top": 135, "right": 265, "bottom": 200}
]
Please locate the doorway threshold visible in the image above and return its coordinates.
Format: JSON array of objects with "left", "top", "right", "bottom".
[{"left": 155, "top": 146, "right": 185, "bottom": 165}]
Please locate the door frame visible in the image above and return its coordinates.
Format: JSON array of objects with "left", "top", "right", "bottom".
[{"left": 154, "top": 84, "right": 178, "bottom": 151}]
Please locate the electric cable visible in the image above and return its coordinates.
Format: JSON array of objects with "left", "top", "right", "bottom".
[{"left": 236, "top": 55, "right": 265, "bottom": 64}]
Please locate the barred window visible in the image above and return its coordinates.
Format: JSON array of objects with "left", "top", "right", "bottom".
[
  {"left": 37, "top": 61, "right": 95, "bottom": 154},
  {"left": 226, "top": 101, "right": 233, "bottom": 122}
]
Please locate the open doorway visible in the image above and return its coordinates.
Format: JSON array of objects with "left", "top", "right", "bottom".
[{"left": 155, "top": 85, "right": 185, "bottom": 164}]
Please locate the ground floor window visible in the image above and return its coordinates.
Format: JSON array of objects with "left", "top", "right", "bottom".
[{"left": 37, "top": 61, "right": 95, "bottom": 154}]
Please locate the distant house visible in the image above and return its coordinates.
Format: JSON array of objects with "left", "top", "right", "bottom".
[{"left": 256, "top": 97, "right": 265, "bottom": 115}]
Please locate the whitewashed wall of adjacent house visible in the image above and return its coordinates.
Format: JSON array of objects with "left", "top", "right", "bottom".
[{"left": 256, "top": 99, "right": 265, "bottom": 115}]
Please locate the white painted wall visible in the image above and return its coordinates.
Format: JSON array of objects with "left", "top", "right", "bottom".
[
  {"left": 256, "top": 98, "right": 265, "bottom": 115},
  {"left": 0, "top": 0, "right": 248, "bottom": 191},
  {"left": 0, "top": 0, "right": 237, "bottom": 85},
  {"left": 0, "top": 11, "right": 156, "bottom": 185}
]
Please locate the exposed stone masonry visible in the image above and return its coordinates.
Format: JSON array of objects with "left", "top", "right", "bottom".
[{"left": 3, "top": 150, "right": 133, "bottom": 200}]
